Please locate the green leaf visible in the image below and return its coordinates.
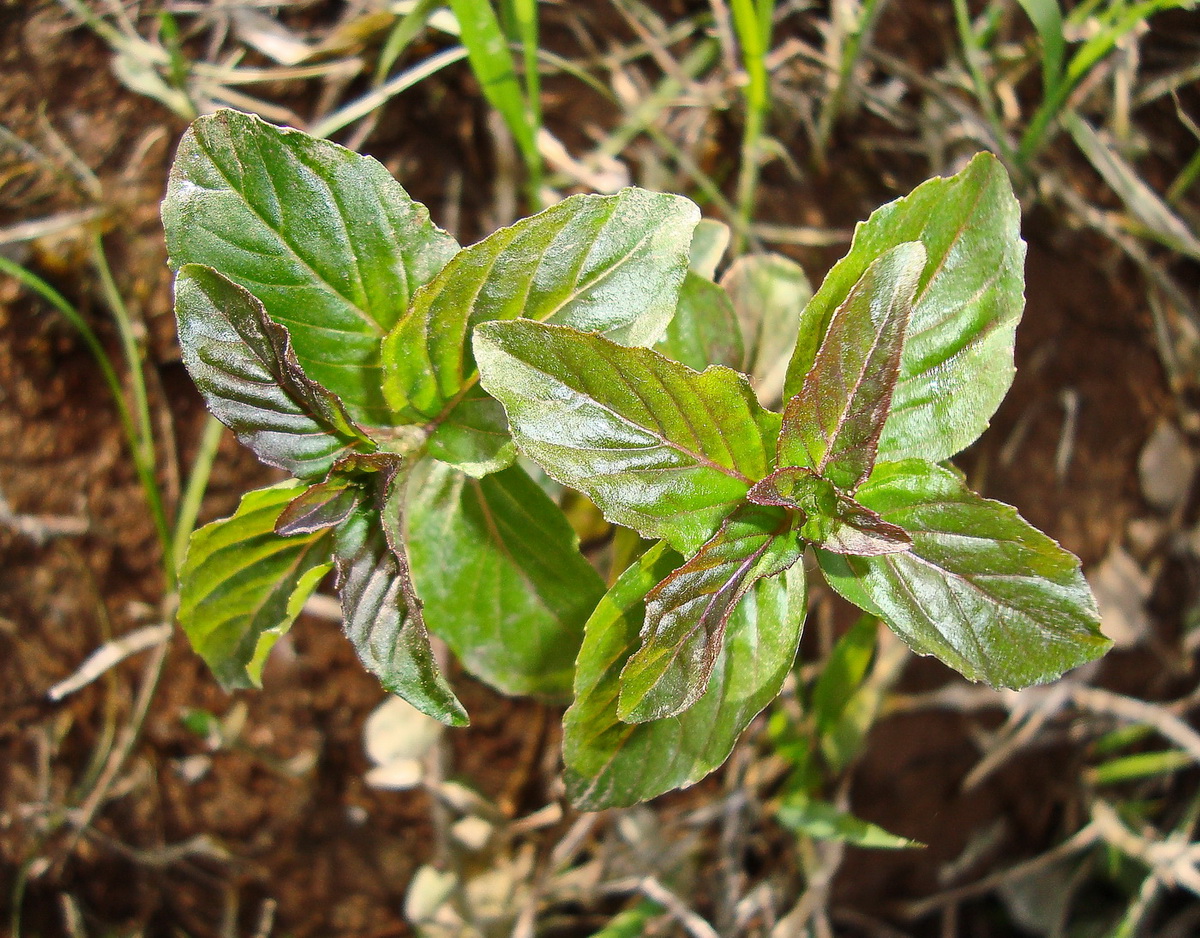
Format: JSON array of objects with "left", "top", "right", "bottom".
[
  {"left": 817, "top": 460, "right": 1110, "bottom": 689},
  {"left": 776, "top": 794, "right": 922, "bottom": 849},
  {"left": 333, "top": 468, "right": 468, "bottom": 726},
  {"left": 747, "top": 467, "right": 911, "bottom": 555},
  {"left": 617, "top": 506, "right": 802, "bottom": 722},
  {"left": 424, "top": 386, "right": 516, "bottom": 478},
  {"left": 655, "top": 271, "right": 744, "bottom": 371},
  {"left": 174, "top": 264, "right": 375, "bottom": 479},
  {"left": 564, "top": 542, "right": 807, "bottom": 810},
  {"left": 777, "top": 242, "right": 925, "bottom": 490},
  {"left": 720, "top": 253, "right": 812, "bottom": 406},
  {"left": 688, "top": 217, "right": 731, "bottom": 278},
  {"left": 163, "top": 108, "right": 458, "bottom": 425},
  {"left": 179, "top": 481, "right": 334, "bottom": 690},
  {"left": 382, "top": 188, "right": 700, "bottom": 421},
  {"left": 782, "top": 153, "right": 1025, "bottom": 463},
  {"left": 403, "top": 459, "right": 605, "bottom": 699},
  {"left": 474, "top": 319, "right": 780, "bottom": 554},
  {"left": 810, "top": 614, "right": 877, "bottom": 740}
]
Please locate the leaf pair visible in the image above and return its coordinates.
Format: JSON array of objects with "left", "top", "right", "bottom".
[
  {"left": 476, "top": 240, "right": 927, "bottom": 725},
  {"left": 477, "top": 153, "right": 1110, "bottom": 808},
  {"left": 167, "top": 110, "right": 703, "bottom": 723}
]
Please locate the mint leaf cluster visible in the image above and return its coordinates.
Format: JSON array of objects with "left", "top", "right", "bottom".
[{"left": 165, "top": 109, "right": 1109, "bottom": 809}]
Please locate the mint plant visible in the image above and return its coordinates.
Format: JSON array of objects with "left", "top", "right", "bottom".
[{"left": 165, "top": 109, "right": 1110, "bottom": 810}]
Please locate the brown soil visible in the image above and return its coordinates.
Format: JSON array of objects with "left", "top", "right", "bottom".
[{"left": 1, "top": 2, "right": 1193, "bottom": 937}]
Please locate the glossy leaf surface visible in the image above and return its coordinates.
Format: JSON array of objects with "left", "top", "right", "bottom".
[
  {"left": 404, "top": 459, "right": 605, "bottom": 699},
  {"left": 424, "top": 387, "right": 516, "bottom": 478},
  {"left": 655, "top": 271, "right": 744, "bottom": 372},
  {"left": 334, "top": 472, "right": 468, "bottom": 726},
  {"left": 382, "top": 189, "right": 699, "bottom": 421},
  {"left": 275, "top": 475, "right": 360, "bottom": 536},
  {"left": 777, "top": 242, "right": 924, "bottom": 490},
  {"left": 721, "top": 253, "right": 812, "bottom": 406},
  {"left": 174, "top": 265, "right": 374, "bottom": 479},
  {"left": 563, "top": 542, "right": 807, "bottom": 810},
  {"left": 818, "top": 460, "right": 1109, "bottom": 688},
  {"left": 617, "top": 506, "right": 802, "bottom": 722},
  {"left": 474, "top": 320, "right": 780, "bottom": 554},
  {"left": 783, "top": 153, "right": 1025, "bottom": 462},
  {"left": 163, "top": 108, "right": 458, "bottom": 425},
  {"left": 179, "top": 481, "right": 333, "bottom": 689}
]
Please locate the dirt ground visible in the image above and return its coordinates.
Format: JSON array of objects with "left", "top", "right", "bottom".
[{"left": 2, "top": 2, "right": 1198, "bottom": 936}]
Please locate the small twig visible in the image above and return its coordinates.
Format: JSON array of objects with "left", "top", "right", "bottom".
[
  {"left": 638, "top": 877, "right": 721, "bottom": 938},
  {"left": 0, "top": 489, "right": 89, "bottom": 545},
  {"left": 53, "top": 638, "right": 170, "bottom": 871},
  {"left": 47, "top": 623, "right": 172, "bottom": 701},
  {"left": 899, "top": 823, "right": 1100, "bottom": 920}
]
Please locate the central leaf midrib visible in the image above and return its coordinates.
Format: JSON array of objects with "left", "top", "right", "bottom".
[
  {"left": 192, "top": 133, "right": 385, "bottom": 338},
  {"left": 809, "top": 276, "right": 907, "bottom": 477},
  {"left": 505, "top": 344, "right": 755, "bottom": 486}
]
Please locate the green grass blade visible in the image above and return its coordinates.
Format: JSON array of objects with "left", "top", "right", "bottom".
[
  {"left": 375, "top": 0, "right": 442, "bottom": 85},
  {"left": 1015, "top": 0, "right": 1066, "bottom": 92},
  {"left": 728, "top": 0, "right": 774, "bottom": 253},
  {"left": 504, "top": 0, "right": 542, "bottom": 132},
  {"left": 0, "top": 254, "right": 172, "bottom": 578},
  {"left": 449, "top": 0, "right": 543, "bottom": 201}
]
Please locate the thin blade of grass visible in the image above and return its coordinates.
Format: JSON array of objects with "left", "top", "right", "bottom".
[
  {"left": 1015, "top": 0, "right": 1066, "bottom": 92},
  {"left": 1067, "top": 112, "right": 1200, "bottom": 259},
  {"left": 448, "top": 0, "right": 542, "bottom": 201}
]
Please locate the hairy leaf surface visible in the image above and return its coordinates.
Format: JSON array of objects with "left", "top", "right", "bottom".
[
  {"left": 382, "top": 189, "right": 699, "bottom": 421},
  {"left": 474, "top": 320, "right": 780, "bottom": 554},
  {"left": 163, "top": 108, "right": 458, "bottom": 424},
  {"left": 818, "top": 460, "right": 1109, "bottom": 688},
  {"left": 617, "top": 506, "right": 802, "bottom": 722},
  {"left": 404, "top": 459, "right": 605, "bottom": 699},
  {"left": 783, "top": 153, "right": 1025, "bottom": 462},
  {"left": 175, "top": 265, "right": 375, "bottom": 479},
  {"left": 655, "top": 271, "right": 744, "bottom": 372},
  {"left": 778, "top": 243, "right": 924, "bottom": 489},
  {"left": 179, "top": 481, "right": 333, "bottom": 689},
  {"left": 334, "top": 472, "right": 468, "bottom": 726},
  {"left": 564, "top": 542, "right": 807, "bottom": 810}
]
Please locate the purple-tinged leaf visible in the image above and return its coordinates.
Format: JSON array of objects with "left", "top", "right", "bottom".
[
  {"left": 782, "top": 153, "right": 1025, "bottom": 464},
  {"left": 818, "top": 460, "right": 1110, "bottom": 689},
  {"left": 175, "top": 264, "right": 375, "bottom": 480},
  {"left": 748, "top": 466, "right": 911, "bottom": 556},
  {"left": 474, "top": 319, "right": 780, "bottom": 554},
  {"left": 164, "top": 108, "right": 459, "bottom": 425},
  {"left": 616, "top": 506, "right": 802, "bottom": 722},
  {"left": 333, "top": 463, "right": 468, "bottom": 727},
  {"left": 275, "top": 477, "right": 360, "bottom": 536},
  {"left": 777, "top": 242, "right": 925, "bottom": 490},
  {"left": 564, "top": 542, "right": 807, "bottom": 810}
]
